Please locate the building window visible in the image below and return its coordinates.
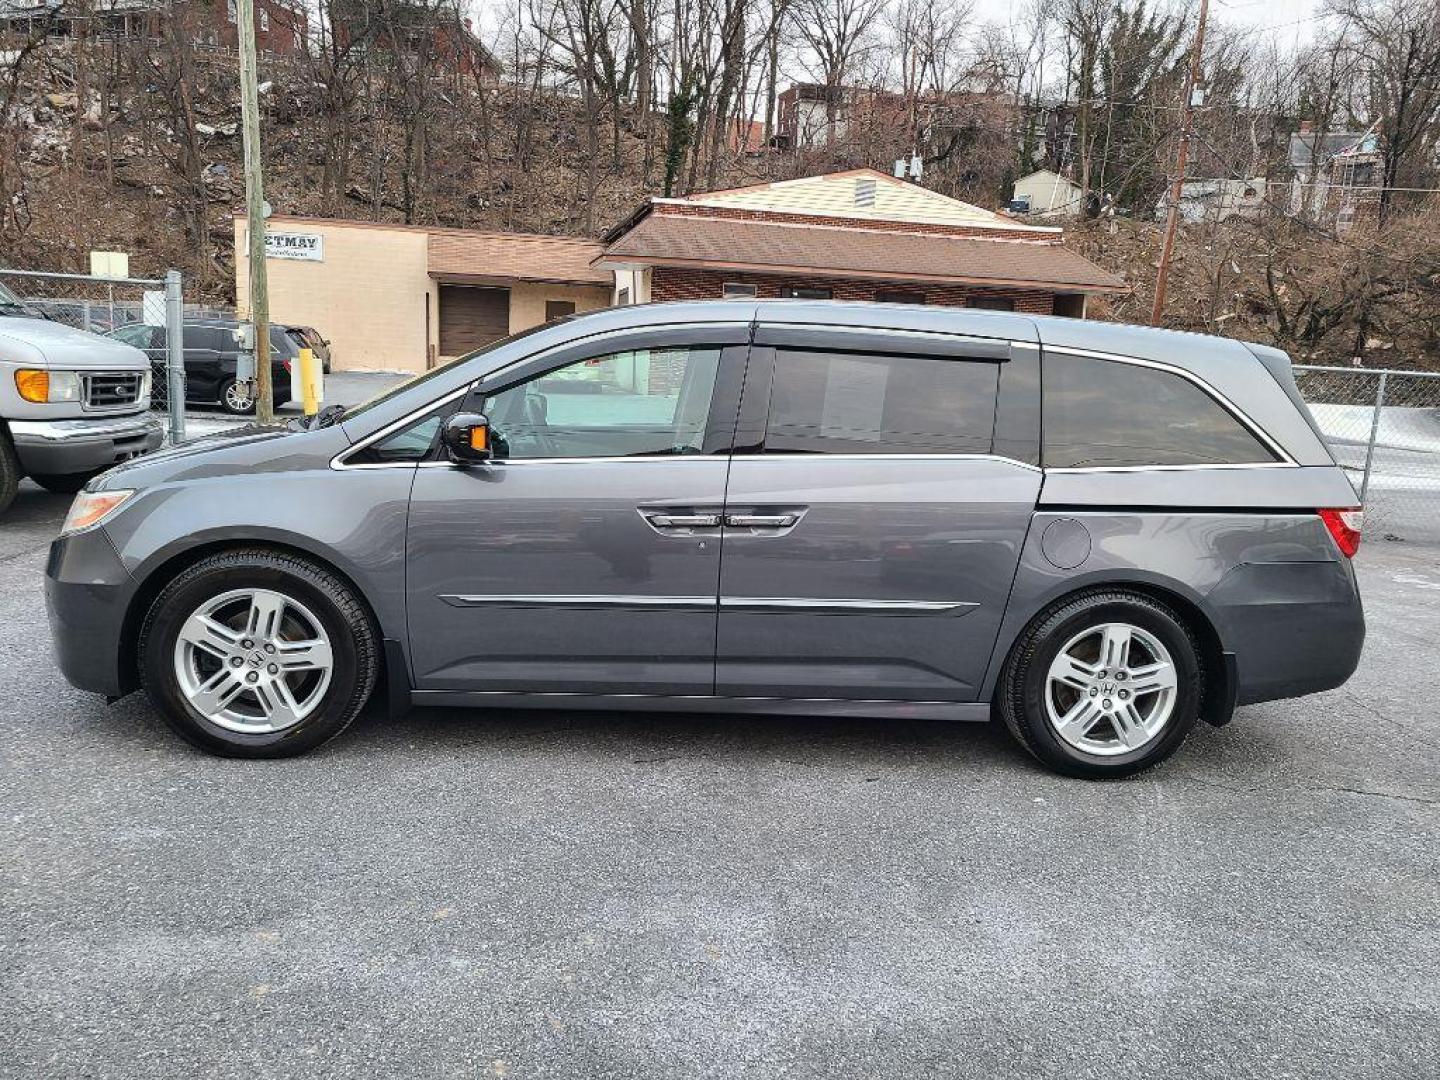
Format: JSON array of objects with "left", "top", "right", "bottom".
[
  {"left": 723, "top": 282, "right": 758, "bottom": 299},
  {"left": 226, "top": 0, "right": 236, "bottom": 22},
  {"left": 968, "top": 295, "right": 1016, "bottom": 311},
  {"left": 875, "top": 289, "right": 925, "bottom": 305},
  {"left": 545, "top": 300, "right": 577, "bottom": 321},
  {"left": 779, "top": 286, "right": 833, "bottom": 300},
  {"left": 259, "top": 8, "right": 269, "bottom": 31}
]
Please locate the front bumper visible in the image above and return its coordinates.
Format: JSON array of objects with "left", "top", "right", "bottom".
[
  {"left": 45, "top": 525, "right": 137, "bottom": 697},
  {"left": 11, "top": 413, "right": 163, "bottom": 477}
]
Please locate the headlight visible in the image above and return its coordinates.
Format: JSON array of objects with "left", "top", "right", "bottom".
[
  {"left": 15, "top": 369, "right": 82, "bottom": 403},
  {"left": 138, "top": 370, "right": 152, "bottom": 405},
  {"left": 60, "top": 489, "right": 134, "bottom": 536}
]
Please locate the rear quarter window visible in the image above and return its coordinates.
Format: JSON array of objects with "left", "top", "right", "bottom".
[{"left": 1043, "top": 352, "right": 1278, "bottom": 468}]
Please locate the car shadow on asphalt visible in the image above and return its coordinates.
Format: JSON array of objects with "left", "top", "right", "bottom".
[{"left": 342, "top": 699, "right": 1040, "bottom": 775}]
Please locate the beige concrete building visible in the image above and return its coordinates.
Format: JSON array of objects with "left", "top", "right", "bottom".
[{"left": 234, "top": 216, "right": 613, "bottom": 373}]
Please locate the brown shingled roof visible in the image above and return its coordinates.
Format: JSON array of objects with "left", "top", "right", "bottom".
[
  {"left": 596, "top": 213, "right": 1127, "bottom": 292},
  {"left": 428, "top": 231, "right": 610, "bottom": 287}
]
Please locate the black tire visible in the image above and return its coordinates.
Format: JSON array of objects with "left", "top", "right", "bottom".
[
  {"left": 138, "top": 548, "right": 379, "bottom": 758},
  {"left": 30, "top": 472, "right": 95, "bottom": 495},
  {"left": 998, "top": 590, "right": 1204, "bottom": 780},
  {"left": 0, "top": 434, "right": 18, "bottom": 516},
  {"left": 218, "top": 378, "right": 256, "bottom": 415}
]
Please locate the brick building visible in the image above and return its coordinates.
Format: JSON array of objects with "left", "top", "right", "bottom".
[
  {"left": 595, "top": 169, "right": 1126, "bottom": 316},
  {"left": 0, "top": 0, "right": 308, "bottom": 57}
]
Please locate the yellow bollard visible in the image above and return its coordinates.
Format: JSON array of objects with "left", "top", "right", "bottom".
[{"left": 298, "top": 346, "right": 319, "bottom": 416}]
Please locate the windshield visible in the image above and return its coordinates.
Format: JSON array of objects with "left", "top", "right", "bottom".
[
  {"left": 0, "top": 280, "right": 28, "bottom": 309},
  {"left": 341, "top": 322, "right": 559, "bottom": 422}
]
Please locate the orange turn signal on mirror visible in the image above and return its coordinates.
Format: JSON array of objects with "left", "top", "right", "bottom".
[
  {"left": 15, "top": 369, "right": 48, "bottom": 403},
  {"left": 469, "top": 427, "right": 488, "bottom": 452}
]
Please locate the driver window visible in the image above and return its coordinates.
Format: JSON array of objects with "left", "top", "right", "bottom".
[{"left": 481, "top": 345, "right": 722, "bottom": 459}]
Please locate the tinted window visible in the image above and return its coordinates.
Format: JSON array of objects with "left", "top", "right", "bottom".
[
  {"left": 1043, "top": 353, "right": 1277, "bottom": 468},
  {"left": 764, "top": 349, "right": 998, "bottom": 455},
  {"left": 188, "top": 326, "right": 231, "bottom": 352},
  {"left": 481, "top": 345, "right": 722, "bottom": 460}
]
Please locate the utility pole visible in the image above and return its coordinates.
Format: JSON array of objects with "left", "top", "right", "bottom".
[
  {"left": 1150, "top": 0, "right": 1210, "bottom": 327},
  {"left": 237, "top": 0, "right": 273, "bottom": 423}
]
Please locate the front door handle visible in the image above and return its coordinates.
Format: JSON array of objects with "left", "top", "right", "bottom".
[
  {"left": 643, "top": 512, "right": 723, "bottom": 529},
  {"left": 725, "top": 513, "right": 799, "bottom": 528}
]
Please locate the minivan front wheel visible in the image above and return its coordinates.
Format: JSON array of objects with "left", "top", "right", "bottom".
[
  {"left": 999, "top": 591, "right": 1203, "bottom": 779},
  {"left": 138, "top": 549, "right": 379, "bottom": 757}
]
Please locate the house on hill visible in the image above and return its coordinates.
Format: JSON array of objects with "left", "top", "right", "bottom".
[{"left": 596, "top": 169, "right": 1126, "bottom": 317}]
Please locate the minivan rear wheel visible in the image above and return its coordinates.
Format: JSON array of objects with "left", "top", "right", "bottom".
[
  {"left": 138, "top": 549, "right": 379, "bottom": 757},
  {"left": 998, "top": 591, "right": 1203, "bottom": 779}
]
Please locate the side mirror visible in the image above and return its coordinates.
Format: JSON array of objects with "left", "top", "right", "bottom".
[{"left": 441, "top": 412, "right": 494, "bottom": 464}]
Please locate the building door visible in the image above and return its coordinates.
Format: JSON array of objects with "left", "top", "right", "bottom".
[
  {"left": 545, "top": 300, "right": 576, "bottom": 321},
  {"left": 715, "top": 334, "right": 1041, "bottom": 702},
  {"left": 405, "top": 330, "right": 751, "bottom": 696},
  {"left": 438, "top": 285, "right": 509, "bottom": 356}
]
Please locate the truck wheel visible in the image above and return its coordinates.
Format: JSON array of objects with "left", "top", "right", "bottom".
[
  {"left": 0, "top": 435, "right": 18, "bottom": 516},
  {"left": 30, "top": 472, "right": 95, "bottom": 495},
  {"left": 219, "top": 378, "right": 256, "bottom": 415},
  {"left": 998, "top": 590, "right": 1203, "bottom": 780},
  {"left": 138, "top": 548, "right": 380, "bottom": 758}
]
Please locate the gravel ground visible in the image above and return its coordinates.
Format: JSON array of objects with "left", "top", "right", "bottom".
[{"left": 0, "top": 484, "right": 1435, "bottom": 1079}]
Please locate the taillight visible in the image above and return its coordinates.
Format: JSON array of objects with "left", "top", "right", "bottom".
[
  {"left": 283, "top": 359, "right": 293, "bottom": 372},
  {"left": 1318, "top": 507, "right": 1363, "bottom": 558}
]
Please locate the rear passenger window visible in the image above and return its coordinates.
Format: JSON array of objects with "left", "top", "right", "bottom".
[
  {"left": 1043, "top": 353, "right": 1277, "bottom": 468},
  {"left": 764, "top": 350, "right": 998, "bottom": 455}
]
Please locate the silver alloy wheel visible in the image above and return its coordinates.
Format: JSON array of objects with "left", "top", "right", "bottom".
[
  {"left": 224, "top": 381, "right": 254, "bottom": 412},
  {"left": 172, "top": 588, "right": 334, "bottom": 734},
  {"left": 1044, "top": 621, "right": 1178, "bottom": 757}
]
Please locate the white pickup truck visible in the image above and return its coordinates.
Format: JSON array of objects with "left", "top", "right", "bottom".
[{"left": 0, "top": 280, "right": 162, "bottom": 515}]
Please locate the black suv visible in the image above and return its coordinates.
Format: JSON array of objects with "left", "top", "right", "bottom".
[{"left": 107, "top": 319, "right": 295, "bottom": 414}]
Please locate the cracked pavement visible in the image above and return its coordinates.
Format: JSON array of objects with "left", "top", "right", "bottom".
[{"left": 1, "top": 480, "right": 1436, "bottom": 1079}]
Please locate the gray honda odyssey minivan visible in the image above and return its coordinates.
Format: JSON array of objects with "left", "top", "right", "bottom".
[{"left": 45, "top": 301, "right": 1365, "bottom": 778}]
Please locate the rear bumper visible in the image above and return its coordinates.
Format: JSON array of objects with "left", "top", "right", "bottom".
[
  {"left": 45, "top": 526, "right": 136, "bottom": 697},
  {"left": 11, "top": 413, "right": 163, "bottom": 477},
  {"left": 1209, "top": 559, "right": 1365, "bottom": 705}
]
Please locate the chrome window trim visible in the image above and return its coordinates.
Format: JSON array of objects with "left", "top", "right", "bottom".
[
  {"left": 730, "top": 453, "right": 1042, "bottom": 472},
  {"left": 365, "top": 452, "right": 1045, "bottom": 472},
  {"left": 1045, "top": 462, "right": 1297, "bottom": 475},
  {"left": 1041, "top": 345, "right": 1297, "bottom": 467}
]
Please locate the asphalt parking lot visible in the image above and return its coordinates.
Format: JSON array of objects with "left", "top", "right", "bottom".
[{"left": 1, "top": 484, "right": 1436, "bottom": 1079}]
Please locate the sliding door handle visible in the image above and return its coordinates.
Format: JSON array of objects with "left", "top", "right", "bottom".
[
  {"left": 725, "top": 513, "right": 799, "bottom": 528},
  {"left": 643, "top": 512, "right": 723, "bottom": 529}
]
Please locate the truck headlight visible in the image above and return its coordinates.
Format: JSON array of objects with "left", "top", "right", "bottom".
[
  {"left": 15, "top": 369, "right": 82, "bottom": 403},
  {"left": 60, "top": 489, "right": 134, "bottom": 536}
]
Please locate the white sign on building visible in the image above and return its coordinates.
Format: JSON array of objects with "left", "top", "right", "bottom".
[{"left": 264, "top": 232, "right": 324, "bottom": 262}]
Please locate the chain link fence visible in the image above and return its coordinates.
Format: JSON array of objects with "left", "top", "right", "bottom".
[
  {"left": 26, "top": 297, "right": 233, "bottom": 336},
  {"left": 1294, "top": 365, "right": 1440, "bottom": 544}
]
